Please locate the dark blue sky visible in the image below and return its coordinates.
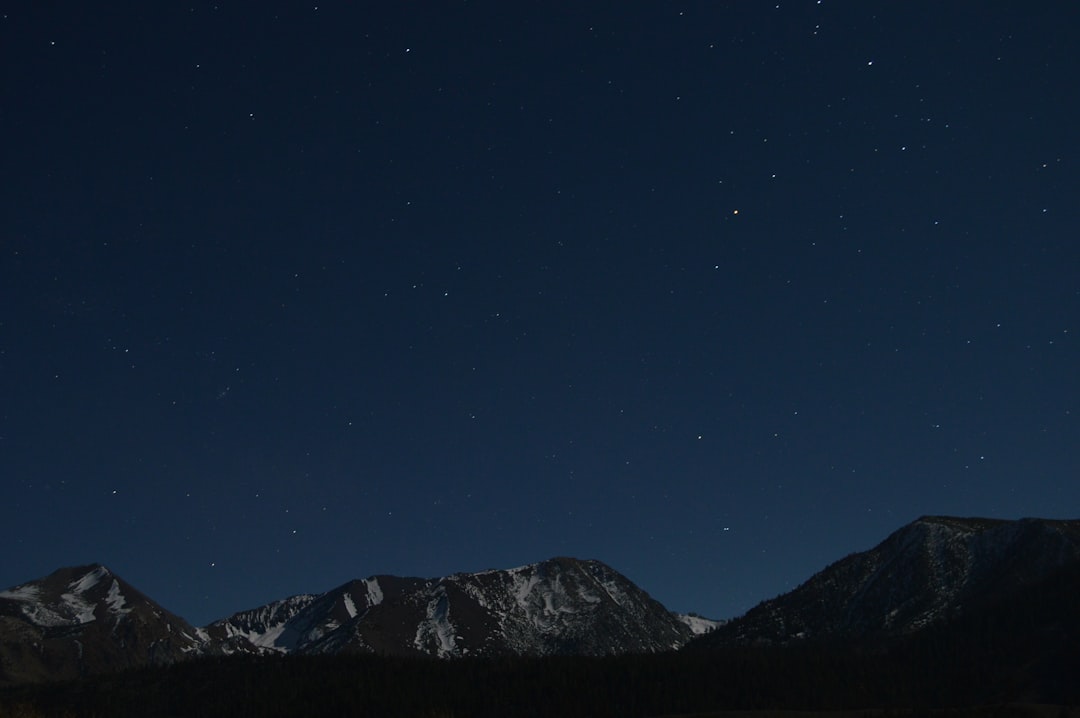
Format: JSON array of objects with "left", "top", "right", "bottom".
[{"left": 3, "top": 2, "right": 1078, "bottom": 627}]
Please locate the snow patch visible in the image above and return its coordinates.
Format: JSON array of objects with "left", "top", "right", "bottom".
[
  {"left": 579, "top": 590, "right": 602, "bottom": 604},
  {"left": 0, "top": 585, "right": 41, "bottom": 602},
  {"left": 595, "top": 575, "right": 628, "bottom": 606},
  {"left": 22, "top": 604, "right": 68, "bottom": 627},
  {"left": 342, "top": 591, "right": 358, "bottom": 619},
  {"left": 224, "top": 621, "right": 291, "bottom": 653},
  {"left": 105, "top": 580, "right": 131, "bottom": 615},
  {"left": 68, "top": 566, "right": 109, "bottom": 594},
  {"left": 364, "top": 578, "right": 383, "bottom": 607},
  {"left": 677, "top": 614, "right": 722, "bottom": 635},
  {"left": 511, "top": 569, "right": 541, "bottom": 610},
  {"left": 414, "top": 586, "right": 458, "bottom": 658},
  {"left": 60, "top": 592, "right": 96, "bottom": 624}
]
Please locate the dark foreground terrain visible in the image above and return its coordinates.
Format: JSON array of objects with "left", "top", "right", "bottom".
[
  {"left": 1, "top": 620, "right": 1077, "bottom": 718},
  {"left": 671, "top": 709, "right": 1073, "bottom": 718}
]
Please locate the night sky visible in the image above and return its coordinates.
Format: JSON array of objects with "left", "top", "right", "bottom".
[{"left": 3, "top": 2, "right": 1078, "bottom": 628}]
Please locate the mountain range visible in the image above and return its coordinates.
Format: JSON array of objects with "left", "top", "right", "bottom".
[
  {"left": 2, "top": 515, "right": 1079, "bottom": 690},
  {"left": 0, "top": 556, "right": 715, "bottom": 685}
]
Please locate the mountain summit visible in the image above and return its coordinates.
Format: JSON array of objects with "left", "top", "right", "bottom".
[
  {"left": 1, "top": 557, "right": 714, "bottom": 684},
  {"left": 206, "top": 557, "right": 703, "bottom": 658},
  {"left": 692, "top": 515, "right": 1080, "bottom": 648},
  {"left": 0, "top": 564, "right": 204, "bottom": 684}
]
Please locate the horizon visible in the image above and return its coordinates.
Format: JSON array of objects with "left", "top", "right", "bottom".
[{"left": 6, "top": 513, "right": 1079, "bottom": 627}]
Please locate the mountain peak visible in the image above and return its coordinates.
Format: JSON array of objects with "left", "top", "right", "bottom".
[
  {"left": 911, "top": 515, "right": 1007, "bottom": 532},
  {"left": 64, "top": 564, "right": 113, "bottom": 592},
  {"left": 692, "top": 515, "right": 1080, "bottom": 649},
  {"left": 0, "top": 563, "right": 205, "bottom": 685},
  {"left": 205, "top": 557, "right": 693, "bottom": 659}
]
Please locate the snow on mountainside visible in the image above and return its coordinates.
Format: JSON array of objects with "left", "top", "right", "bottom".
[
  {"left": 0, "top": 564, "right": 207, "bottom": 685},
  {"left": 18, "top": 518, "right": 1070, "bottom": 685},
  {"left": 692, "top": 516, "right": 1080, "bottom": 648},
  {"left": 205, "top": 575, "right": 421, "bottom": 655},
  {"left": 2, "top": 557, "right": 713, "bottom": 684},
  {"left": 429, "top": 557, "right": 693, "bottom": 655},
  {"left": 211, "top": 558, "right": 697, "bottom": 658},
  {"left": 203, "top": 593, "right": 318, "bottom": 653},
  {"left": 676, "top": 613, "right": 723, "bottom": 635}
]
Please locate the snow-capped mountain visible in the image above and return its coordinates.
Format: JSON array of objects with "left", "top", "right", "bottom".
[
  {"left": 203, "top": 574, "right": 419, "bottom": 655},
  {"left": 0, "top": 557, "right": 714, "bottom": 684},
  {"left": 17, "top": 516, "right": 1073, "bottom": 686},
  {"left": 209, "top": 558, "right": 701, "bottom": 658},
  {"left": 0, "top": 564, "right": 206, "bottom": 684},
  {"left": 692, "top": 516, "right": 1080, "bottom": 648}
]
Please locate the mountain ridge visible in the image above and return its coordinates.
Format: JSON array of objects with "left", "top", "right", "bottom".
[
  {"left": 4, "top": 515, "right": 1079, "bottom": 688},
  {"left": 206, "top": 556, "right": 709, "bottom": 658},
  {"left": 690, "top": 514, "right": 1080, "bottom": 648},
  {"left": 0, "top": 556, "right": 717, "bottom": 685}
]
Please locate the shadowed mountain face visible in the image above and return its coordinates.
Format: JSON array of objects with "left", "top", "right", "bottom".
[
  {"left": 0, "top": 557, "right": 711, "bottom": 685},
  {"left": 206, "top": 557, "right": 699, "bottom": 658},
  {"left": 691, "top": 516, "right": 1080, "bottom": 648},
  {"left": 5, "top": 516, "right": 1078, "bottom": 691},
  {"left": 0, "top": 565, "right": 204, "bottom": 684}
]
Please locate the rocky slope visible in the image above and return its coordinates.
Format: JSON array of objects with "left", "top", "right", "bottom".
[
  {"left": 208, "top": 557, "right": 702, "bottom": 657},
  {"left": 0, "top": 564, "right": 205, "bottom": 684},
  {"left": 1, "top": 557, "right": 715, "bottom": 684},
  {"left": 692, "top": 515, "right": 1080, "bottom": 648}
]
